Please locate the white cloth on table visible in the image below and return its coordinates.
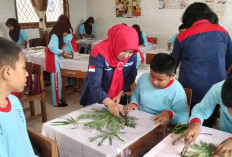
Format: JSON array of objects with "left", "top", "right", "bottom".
[
  {"left": 42, "top": 103, "right": 159, "bottom": 157},
  {"left": 144, "top": 126, "right": 232, "bottom": 157}
]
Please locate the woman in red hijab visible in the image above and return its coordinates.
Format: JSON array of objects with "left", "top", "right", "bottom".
[{"left": 80, "top": 24, "right": 139, "bottom": 116}]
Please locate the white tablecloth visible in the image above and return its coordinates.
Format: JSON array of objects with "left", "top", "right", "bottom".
[
  {"left": 22, "top": 47, "right": 46, "bottom": 71},
  {"left": 42, "top": 103, "right": 159, "bottom": 157},
  {"left": 76, "top": 38, "right": 103, "bottom": 50},
  {"left": 144, "top": 126, "right": 232, "bottom": 157},
  {"left": 59, "top": 54, "right": 90, "bottom": 72},
  {"left": 139, "top": 45, "right": 158, "bottom": 54}
]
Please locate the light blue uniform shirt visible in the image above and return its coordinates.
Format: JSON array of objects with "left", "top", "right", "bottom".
[
  {"left": 131, "top": 73, "right": 189, "bottom": 125},
  {"left": 17, "top": 29, "right": 29, "bottom": 49},
  {"left": 141, "top": 32, "right": 151, "bottom": 47},
  {"left": 63, "top": 33, "right": 74, "bottom": 54},
  {"left": 0, "top": 94, "right": 37, "bottom": 157},
  {"left": 48, "top": 34, "right": 64, "bottom": 73},
  {"left": 167, "top": 33, "right": 178, "bottom": 44},
  {"left": 190, "top": 80, "right": 232, "bottom": 133},
  {"left": 79, "top": 24, "right": 95, "bottom": 39}
]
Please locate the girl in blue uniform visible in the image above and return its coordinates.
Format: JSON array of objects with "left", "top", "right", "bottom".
[
  {"left": 80, "top": 24, "right": 139, "bottom": 117},
  {"left": 79, "top": 17, "right": 95, "bottom": 39},
  {"left": 57, "top": 15, "right": 78, "bottom": 86},
  {"left": 45, "top": 22, "right": 71, "bottom": 107},
  {"left": 132, "top": 24, "right": 151, "bottom": 47},
  {"left": 6, "top": 18, "right": 29, "bottom": 49}
]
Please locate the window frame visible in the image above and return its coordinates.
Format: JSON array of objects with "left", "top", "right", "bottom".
[{"left": 14, "top": 0, "right": 69, "bottom": 29}]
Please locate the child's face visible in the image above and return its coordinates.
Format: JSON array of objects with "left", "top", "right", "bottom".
[
  {"left": 149, "top": 70, "right": 175, "bottom": 89},
  {"left": 117, "top": 50, "right": 134, "bottom": 61},
  {"left": 8, "top": 52, "right": 28, "bottom": 92},
  {"left": 7, "top": 25, "right": 14, "bottom": 31},
  {"left": 226, "top": 107, "right": 232, "bottom": 116}
]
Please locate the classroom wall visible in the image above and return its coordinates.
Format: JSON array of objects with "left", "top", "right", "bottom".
[
  {"left": 86, "top": 0, "right": 232, "bottom": 48},
  {"left": 0, "top": 0, "right": 87, "bottom": 40}
]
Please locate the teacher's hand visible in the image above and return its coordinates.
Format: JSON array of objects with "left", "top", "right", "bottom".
[
  {"left": 112, "top": 91, "right": 123, "bottom": 104},
  {"left": 103, "top": 98, "right": 124, "bottom": 117}
]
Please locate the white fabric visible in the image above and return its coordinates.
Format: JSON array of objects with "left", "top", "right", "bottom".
[
  {"left": 22, "top": 47, "right": 46, "bottom": 71},
  {"left": 76, "top": 38, "right": 103, "bottom": 50},
  {"left": 59, "top": 54, "right": 90, "bottom": 72},
  {"left": 144, "top": 126, "right": 232, "bottom": 157},
  {"left": 42, "top": 103, "right": 159, "bottom": 157},
  {"left": 139, "top": 45, "right": 158, "bottom": 54}
]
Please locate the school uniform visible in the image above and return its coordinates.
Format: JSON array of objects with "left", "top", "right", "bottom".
[
  {"left": 171, "top": 19, "right": 232, "bottom": 104},
  {"left": 17, "top": 29, "right": 29, "bottom": 49},
  {"left": 45, "top": 34, "right": 76, "bottom": 106},
  {"left": 79, "top": 24, "right": 95, "bottom": 39},
  {"left": 0, "top": 94, "right": 37, "bottom": 157},
  {"left": 131, "top": 73, "right": 189, "bottom": 125},
  {"left": 141, "top": 32, "right": 151, "bottom": 47},
  {"left": 80, "top": 24, "right": 139, "bottom": 106},
  {"left": 190, "top": 80, "right": 232, "bottom": 133},
  {"left": 80, "top": 54, "right": 137, "bottom": 106}
]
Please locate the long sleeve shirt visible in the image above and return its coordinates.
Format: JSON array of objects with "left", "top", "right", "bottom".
[
  {"left": 0, "top": 94, "right": 37, "bottom": 157},
  {"left": 190, "top": 80, "right": 232, "bottom": 133},
  {"left": 131, "top": 73, "right": 189, "bottom": 125},
  {"left": 171, "top": 19, "right": 232, "bottom": 103},
  {"left": 80, "top": 53, "right": 137, "bottom": 106},
  {"left": 17, "top": 29, "right": 29, "bottom": 49}
]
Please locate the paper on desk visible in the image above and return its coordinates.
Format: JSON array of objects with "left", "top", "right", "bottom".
[
  {"left": 42, "top": 104, "right": 159, "bottom": 157},
  {"left": 144, "top": 126, "right": 232, "bottom": 157}
]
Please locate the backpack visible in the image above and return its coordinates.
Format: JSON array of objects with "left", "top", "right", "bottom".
[{"left": 24, "top": 63, "right": 41, "bottom": 95}]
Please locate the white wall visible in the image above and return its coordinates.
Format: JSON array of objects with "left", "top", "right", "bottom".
[
  {"left": 86, "top": 0, "right": 232, "bottom": 48},
  {"left": 0, "top": 0, "right": 86, "bottom": 40}
]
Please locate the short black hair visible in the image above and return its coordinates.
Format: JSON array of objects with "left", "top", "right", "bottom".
[
  {"left": 0, "top": 37, "right": 21, "bottom": 68},
  {"left": 221, "top": 76, "right": 232, "bottom": 108},
  {"left": 182, "top": 2, "right": 213, "bottom": 28},
  {"left": 210, "top": 12, "right": 218, "bottom": 24},
  {"left": 179, "top": 24, "right": 187, "bottom": 31},
  {"left": 150, "top": 53, "right": 176, "bottom": 76}
]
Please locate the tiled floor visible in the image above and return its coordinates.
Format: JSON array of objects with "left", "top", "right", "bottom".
[{"left": 26, "top": 86, "right": 83, "bottom": 132}]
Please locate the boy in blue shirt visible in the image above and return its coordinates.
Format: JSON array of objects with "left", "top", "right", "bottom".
[
  {"left": 184, "top": 78, "right": 232, "bottom": 157},
  {"left": 0, "top": 38, "right": 37, "bottom": 157},
  {"left": 125, "top": 53, "right": 189, "bottom": 126}
]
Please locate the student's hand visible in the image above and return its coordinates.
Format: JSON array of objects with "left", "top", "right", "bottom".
[
  {"left": 83, "top": 33, "right": 89, "bottom": 37},
  {"left": 91, "top": 35, "right": 96, "bottom": 38},
  {"left": 125, "top": 103, "right": 138, "bottom": 112},
  {"left": 184, "top": 122, "right": 201, "bottom": 143},
  {"left": 103, "top": 98, "right": 124, "bottom": 117},
  {"left": 151, "top": 111, "right": 170, "bottom": 126},
  {"left": 112, "top": 91, "right": 123, "bottom": 104},
  {"left": 211, "top": 138, "right": 232, "bottom": 157},
  {"left": 62, "top": 52, "right": 70, "bottom": 59}
]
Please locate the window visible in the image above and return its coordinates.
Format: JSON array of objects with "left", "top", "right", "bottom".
[{"left": 15, "top": 0, "right": 69, "bottom": 29}]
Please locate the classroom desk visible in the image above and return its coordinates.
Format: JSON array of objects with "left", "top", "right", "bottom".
[
  {"left": 144, "top": 126, "right": 232, "bottom": 157},
  {"left": 22, "top": 47, "right": 46, "bottom": 71},
  {"left": 76, "top": 38, "right": 103, "bottom": 53},
  {"left": 42, "top": 103, "right": 165, "bottom": 157}
]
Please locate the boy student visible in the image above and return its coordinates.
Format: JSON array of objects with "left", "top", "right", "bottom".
[
  {"left": 184, "top": 77, "right": 232, "bottom": 157},
  {"left": 167, "top": 24, "right": 187, "bottom": 50},
  {"left": 125, "top": 53, "right": 189, "bottom": 126},
  {"left": 0, "top": 38, "right": 37, "bottom": 157}
]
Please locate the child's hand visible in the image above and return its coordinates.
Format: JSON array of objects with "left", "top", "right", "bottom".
[
  {"left": 125, "top": 103, "right": 138, "bottom": 112},
  {"left": 151, "top": 111, "right": 170, "bottom": 126},
  {"left": 184, "top": 122, "right": 201, "bottom": 144},
  {"left": 62, "top": 52, "right": 70, "bottom": 59},
  {"left": 211, "top": 138, "right": 232, "bottom": 157}
]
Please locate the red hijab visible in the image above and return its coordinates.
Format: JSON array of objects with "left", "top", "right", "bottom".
[{"left": 91, "top": 24, "right": 139, "bottom": 99}]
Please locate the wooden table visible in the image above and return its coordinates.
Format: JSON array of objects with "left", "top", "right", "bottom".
[{"left": 60, "top": 69, "right": 86, "bottom": 103}]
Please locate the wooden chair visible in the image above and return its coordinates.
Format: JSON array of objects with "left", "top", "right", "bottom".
[
  {"left": 146, "top": 53, "right": 156, "bottom": 65},
  {"left": 27, "top": 128, "right": 58, "bottom": 157},
  {"left": 147, "top": 37, "right": 158, "bottom": 44},
  {"left": 184, "top": 88, "right": 192, "bottom": 113},
  {"left": 19, "top": 62, "right": 47, "bottom": 122}
]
